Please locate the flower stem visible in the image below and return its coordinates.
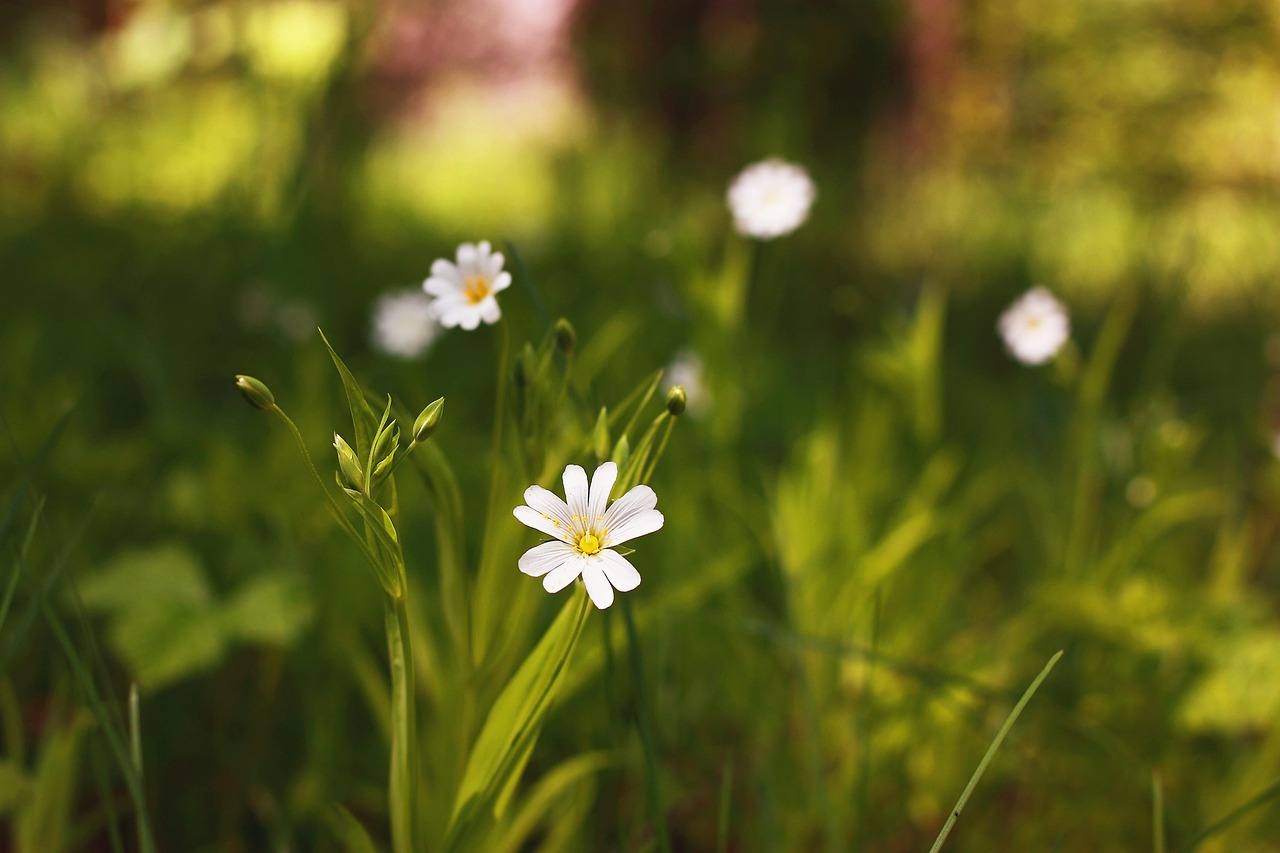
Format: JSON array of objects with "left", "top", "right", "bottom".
[
  {"left": 385, "top": 595, "right": 418, "bottom": 853},
  {"left": 621, "top": 597, "right": 671, "bottom": 853}
]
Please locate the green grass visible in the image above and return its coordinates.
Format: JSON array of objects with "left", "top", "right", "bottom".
[{"left": 4, "top": 1, "right": 1280, "bottom": 850}]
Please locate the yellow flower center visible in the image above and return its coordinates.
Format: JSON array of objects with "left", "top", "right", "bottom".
[
  {"left": 576, "top": 532, "right": 602, "bottom": 556},
  {"left": 463, "top": 276, "right": 491, "bottom": 305}
]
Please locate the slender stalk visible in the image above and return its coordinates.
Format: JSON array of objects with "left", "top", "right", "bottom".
[
  {"left": 853, "top": 589, "right": 880, "bottom": 853},
  {"left": 716, "top": 760, "right": 734, "bottom": 853},
  {"left": 129, "top": 683, "right": 147, "bottom": 850},
  {"left": 621, "top": 597, "right": 671, "bottom": 853},
  {"left": 928, "top": 650, "right": 1063, "bottom": 853},
  {"left": 1181, "top": 777, "right": 1280, "bottom": 851},
  {"left": 269, "top": 405, "right": 388, "bottom": 579},
  {"left": 1152, "top": 770, "right": 1166, "bottom": 853},
  {"left": 385, "top": 596, "right": 418, "bottom": 853}
]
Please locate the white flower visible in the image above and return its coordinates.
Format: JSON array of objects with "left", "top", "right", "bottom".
[
  {"left": 726, "top": 158, "right": 816, "bottom": 239},
  {"left": 998, "top": 287, "right": 1071, "bottom": 365},
  {"left": 371, "top": 288, "right": 441, "bottom": 358},
  {"left": 423, "top": 240, "right": 511, "bottom": 330},
  {"left": 664, "top": 350, "right": 708, "bottom": 418},
  {"left": 513, "top": 461, "right": 664, "bottom": 610}
]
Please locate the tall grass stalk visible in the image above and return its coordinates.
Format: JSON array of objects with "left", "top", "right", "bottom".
[
  {"left": 927, "top": 650, "right": 1063, "bottom": 853},
  {"left": 621, "top": 597, "right": 671, "bottom": 853}
]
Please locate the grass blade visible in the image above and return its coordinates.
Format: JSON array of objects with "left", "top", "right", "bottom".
[
  {"left": 1181, "top": 778, "right": 1280, "bottom": 851},
  {"left": 928, "top": 650, "right": 1063, "bottom": 853}
]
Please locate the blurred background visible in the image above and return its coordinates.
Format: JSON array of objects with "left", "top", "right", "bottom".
[{"left": 3, "top": 0, "right": 1280, "bottom": 849}]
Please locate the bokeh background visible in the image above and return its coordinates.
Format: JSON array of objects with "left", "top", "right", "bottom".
[{"left": 4, "top": 0, "right": 1280, "bottom": 850}]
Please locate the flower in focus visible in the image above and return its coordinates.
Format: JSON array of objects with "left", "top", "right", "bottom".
[
  {"left": 513, "top": 461, "right": 664, "bottom": 609},
  {"left": 423, "top": 240, "right": 511, "bottom": 330},
  {"left": 726, "top": 158, "right": 816, "bottom": 239},
  {"left": 371, "top": 288, "right": 441, "bottom": 358},
  {"left": 664, "top": 349, "right": 709, "bottom": 418},
  {"left": 998, "top": 286, "right": 1071, "bottom": 365}
]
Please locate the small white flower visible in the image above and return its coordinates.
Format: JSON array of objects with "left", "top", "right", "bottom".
[
  {"left": 664, "top": 350, "right": 709, "bottom": 418},
  {"left": 371, "top": 288, "right": 441, "bottom": 359},
  {"left": 726, "top": 158, "right": 816, "bottom": 240},
  {"left": 998, "top": 287, "right": 1071, "bottom": 365},
  {"left": 423, "top": 240, "right": 511, "bottom": 330},
  {"left": 513, "top": 461, "right": 664, "bottom": 610}
]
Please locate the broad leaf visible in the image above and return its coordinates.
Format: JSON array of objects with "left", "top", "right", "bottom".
[{"left": 446, "top": 588, "right": 591, "bottom": 842}]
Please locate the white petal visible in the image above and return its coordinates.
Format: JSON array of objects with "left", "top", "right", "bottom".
[
  {"left": 487, "top": 251, "right": 506, "bottom": 280},
  {"left": 477, "top": 240, "right": 492, "bottom": 257},
  {"left": 436, "top": 303, "right": 471, "bottom": 328},
  {"left": 519, "top": 541, "right": 576, "bottom": 577},
  {"left": 603, "top": 484, "right": 663, "bottom": 545},
  {"left": 490, "top": 270, "right": 512, "bottom": 293},
  {"left": 543, "top": 557, "right": 584, "bottom": 593},
  {"left": 424, "top": 275, "right": 461, "bottom": 297},
  {"left": 430, "top": 259, "right": 460, "bottom": 281},
  {"left": 514, "top": 505, "right": 573, "bottom": 544},
  {"left": 581, "top": 560, "right": 615, "bottom": 609},
  {"left": 456, "top": 242, "right": 478, "bottom": 269},
  {"left": 480, "top": 298, "right": 501, "bottom": 325},
  {"left": 588, "top": 461, "right": 617, "bottom": 523},
  {"left": 523, "top": 484, "right": 572, "bottom": 526},
  {"left": 562, "top": 465, "right": 590, "bottom": 526},
  {"left": 598, "top": 549, "right": 641, "bottom": 592},
  {"left": 458, "top": 307, "right": 482, "bottom": 331}
]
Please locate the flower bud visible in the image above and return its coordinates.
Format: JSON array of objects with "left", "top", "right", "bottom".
[
  {"left": 235, "top": 375, "right": 276, "bottom": 411},
  {"left": 334, "top": 433, "right": 365, "bottom": 491},
  {"left": 554, "top": 317, "right": 576, "bottom": 353},
  {"left": 371, "top": 419, "right": 399, "bottom": 466},
  {"left": 412, "top": 397, "right": 445, "bottom": 443},
  {"left": 592, "top": 408, "right": 610, "bottom": 462},
  {"left": 371, "top": 448, "right": 397, "bottom": 484},
  {"left": 666, "top": 385, "right": 687, "bottom": 416}
]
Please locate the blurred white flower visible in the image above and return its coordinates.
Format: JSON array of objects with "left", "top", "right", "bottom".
[
  {"left": 513, "top": 461, "right": 663, "bottom": 610},
  {"left": 423, "top": 240, "right": 511, "bottom": 330},
  {"left": 726, "top": 158, "right": 816, "bottom": 239},
  {"left": 277, "top": 298, "right": 319, "bottom": 344},
  {"left": 664, "top": 350, "right": 709, "bottom": 418},
  {"left": 998, "top": 287, "right": 1071, "bottom": 365},
  {"left": 371, "top": 288, "right": 440, "bottom": 358}
]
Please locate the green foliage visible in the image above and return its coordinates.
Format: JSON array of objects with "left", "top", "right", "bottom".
[
  {"left": 78, "top": 544, "right": 312, "bottom": 689},
  {"left": 4, "top": 0, "right": 1280, "bottom": 849}
]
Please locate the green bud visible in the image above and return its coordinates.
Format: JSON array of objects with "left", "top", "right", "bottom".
[
  {"left": 592, "top": 408, "right": 610, "bottom": 462},
  {"left": 611, "top": 433, "right": 630, "bottom": 469},
  {"left": 666, "top": 385, "right": 687, "bottom": 416},
  {"left": 554, "top": 317, "right": 576, "bottom": 353},
  {"left": 371, "top": 419, "right": 399, "bottom": 465},
  {"left": 234, "top": 375, "right": 276, "bottom": 411},
  {"left": 412, "top": 397, "right": 445, "bottom": 443},
  {"left": 333, "top": 433, "right": 365, "bottom": 492},
  {"left": 371, "top": 448, "right": 397, "bottom": 484}
]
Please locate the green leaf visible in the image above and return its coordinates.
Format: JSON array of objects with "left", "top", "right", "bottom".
[
  {"left": 342, "top": 489, "right": 406, "bottom": 599},
  {"left": 220, "top": 573, "right": 314, "bottom": 646},
  {"left": 79, "top": 545, "right": 211, "bottom": 613},
  {"left": 446, "top": 588, "right": 592, "bottom": 841},
  {"left": 109, "top": 604, "right": 227, "bottom": 689},
  {"left": 0, "top": 760, "right": 30, "bottom": 814},
  {"left": 491, "top": 751, "right": 614, "bottom": 853},
  {"left": 320, "top": 328, "right": 379, "bottom": 460},
  {"left": 15, "top": 712, "right": 89, "bottom": 853},
  {"left": 325, "top": 803, "right": 384, "bottom": 853}
]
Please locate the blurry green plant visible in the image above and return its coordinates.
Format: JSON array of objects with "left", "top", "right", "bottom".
[{"left": 236, "top": 303, "right": 683, "bottom": 851}]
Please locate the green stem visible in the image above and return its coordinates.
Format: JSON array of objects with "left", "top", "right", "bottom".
[
  {"left": 385, "top": 595, "right": 418, "bottom": 853},
  {"left": 621, "top": 597, "right": 671, "bottom": 853},
  {"left": 928, "top": 650, "right": 1063, "bottom": 853},
  {"left": 269, "top": 405, "right": 387, "bottom": 577}
]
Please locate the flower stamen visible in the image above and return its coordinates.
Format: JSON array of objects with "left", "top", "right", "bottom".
[
  {"left": 575, "top": 532, "right": 602, "bottom": 556},
  {"left": 463, "top": 276, "right": 491, "bottom": 305}
]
